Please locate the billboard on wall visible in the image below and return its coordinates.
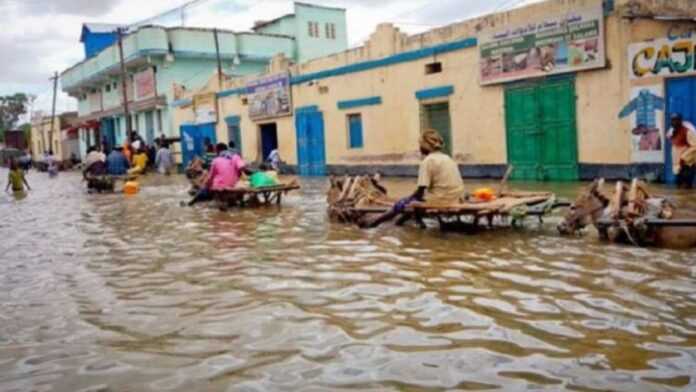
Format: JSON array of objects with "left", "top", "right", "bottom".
[
  {"left": 134, "top": 68, "right": 156, "bottom": 100},
  {"left": 193, "top": 93, "right": 217, "bottom": 125},
  {"left": 618, "top": 85, "right": 666, "bottom": 163},
  {"left": 629, "top": 35, "right": 696, "bottom": 80},
  {"left": 247, "top": 72, "right": 292, "bottom": 121},
  {"left": 479, "top": 5, "right": 605, "bottom": 85}
]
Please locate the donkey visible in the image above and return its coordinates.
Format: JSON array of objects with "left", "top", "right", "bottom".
[{"left": 558, "top": 179, "right": 696, "bottom": 249}]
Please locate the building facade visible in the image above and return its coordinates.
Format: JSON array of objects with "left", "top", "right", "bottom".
[
  {"left": 30, "top": 112, "right": 79, "bottom": 162},
  {"left": 60, "top": 2, "right": 348, "bottom": 159},
  {"left": 172, "top": 0, "right": 696, "bottom": 183}
]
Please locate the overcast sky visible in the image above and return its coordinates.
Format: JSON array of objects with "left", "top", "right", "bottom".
[{"left": 0, "top": 0, "right": 541, "bottom": 117}]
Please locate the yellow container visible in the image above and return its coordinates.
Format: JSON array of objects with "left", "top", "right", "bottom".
[
  {"left": 473, "top": 187, "right": 496, "bottom": 202},
  {"left": 123, "top": 181, "right": 140, "bottom": 195}
]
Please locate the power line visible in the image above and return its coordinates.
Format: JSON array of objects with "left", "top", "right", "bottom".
[{"left": 128, "top": 0, "right": 212, "bottom": 28}]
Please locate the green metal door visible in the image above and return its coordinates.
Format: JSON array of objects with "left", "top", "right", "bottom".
[
  {"left": 505, "top": 78, "right": 578, "bottom": 181},
  {"left": 505, "top": 86, "right": 541, "bottom": 180},
  {"left": 423, "top": 102, "right": 452, "bottom": 155},
  {"left": 539, "top": 79, "right": 578, "bottom": 181}
]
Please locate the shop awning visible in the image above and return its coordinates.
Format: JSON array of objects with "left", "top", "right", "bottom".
[{"left": 84, "top": 120, "right": 100, "bottom": 130}]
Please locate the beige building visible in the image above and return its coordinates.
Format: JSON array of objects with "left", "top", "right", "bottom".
[
  {"left": 30, "top": 112, "right": 79, "bottom": 163},
  {"left": 172, "top": 0, "right": 696, "bottom": 183}
]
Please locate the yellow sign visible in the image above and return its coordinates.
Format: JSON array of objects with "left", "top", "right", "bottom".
[{"left": 629, "top": 37, "right": 696, "bottom": 79}]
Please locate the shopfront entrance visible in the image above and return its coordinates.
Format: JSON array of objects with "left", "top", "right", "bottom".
[
  {"left": 179, "top": 122, "right": 217, "bottom": 169},
  {"left": 259, "top": 123, "right": 278, "bottom": 162},
  {"left": 505, "top": 77, "right": 578, "bottom": 181},
  {"left": 295, "top": 108, "right": 326, "bottom": 176},
  {"left": 665, "top": 77, "right": 696, "bottom": 185}
]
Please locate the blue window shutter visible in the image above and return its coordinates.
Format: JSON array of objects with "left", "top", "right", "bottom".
[{"left": 348, "top": 114, "right": 363, "bottom": 149}]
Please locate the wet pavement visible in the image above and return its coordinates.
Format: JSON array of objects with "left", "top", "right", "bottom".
[{"left": 1, "top": 169, "right": 695, "bottom": 391}]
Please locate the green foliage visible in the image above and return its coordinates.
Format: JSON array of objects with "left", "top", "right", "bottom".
[{"left": 0, "top": 94, "right": 33, "bottom": 141}]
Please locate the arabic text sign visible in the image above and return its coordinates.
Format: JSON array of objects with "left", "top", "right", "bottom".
[
  {"left": 629, "top": 36, "right": 696, "bottom": 80},
  {"left": 479, "top": 5, "right": 605, "bottom": 85},
  {"left": 247, "top": 73, "right": 292, "bottom": 121}
]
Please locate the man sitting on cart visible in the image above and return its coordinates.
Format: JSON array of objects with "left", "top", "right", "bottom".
[{"left": 363, "top": 129, "right": 464, "bottom": 228}]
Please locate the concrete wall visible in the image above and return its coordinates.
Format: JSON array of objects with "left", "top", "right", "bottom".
[
  {"left": 294, "top": 3, "right": 348, "bottom": 63},
  {"left": 255, "top": 16, "right": 296, "bottom": 37},
  {"left": 30, "top": 115, "right": 77, "bottom": 162},
  {"left": 171, "top": 0, "right": 696, "bottom": 179}
]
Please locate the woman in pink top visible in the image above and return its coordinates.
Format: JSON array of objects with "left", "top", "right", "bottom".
[
  {"left": 187, "top": 143, "right": 249, "bottom": 206},
  {"left": 207, "top": 143, "right": 246, "bottom": 191}
]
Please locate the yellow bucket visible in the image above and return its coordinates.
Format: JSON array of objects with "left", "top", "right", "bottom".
[{"left": 123, "top": 181, "right": 140, "bottom": 195}]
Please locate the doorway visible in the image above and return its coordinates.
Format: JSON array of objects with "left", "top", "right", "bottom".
[
  {"left": 665, "top": 77, "right": 696, "bottom": 185},
  {"left": 260, "top": 123, "right": 278, "bottom": 162},
  {"left": 295, "top": 108, "right": 326, "bottom": 176},
  {"left": 505, "top": 77, "right": 578, "bottom": 181},
  {"left": 145, "top": 111, "right": 155, "bottom": 144},
  {"left": 101, "top": 118, "right": 116, "bottom": 151},
  {"left": 421, "top": 102, "right": 452, "bottom": 155},
  {"left": 178, "top": 122, "right": 217, "bottom": 169}
]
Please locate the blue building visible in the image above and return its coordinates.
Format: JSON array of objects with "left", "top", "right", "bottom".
[
  {"left": 80, "top": 23, "right": 124, "bottom": 59},
  {"left": 61, "top": 2, "right": 347, "bottom": 157}
]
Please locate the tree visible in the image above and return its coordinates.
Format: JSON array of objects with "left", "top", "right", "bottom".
[
  {"left": 0, "top": 93, "right": 31, "bottom": 142},
  {"left": 19, "top": 123, "right": 32, "bottom": 147}
]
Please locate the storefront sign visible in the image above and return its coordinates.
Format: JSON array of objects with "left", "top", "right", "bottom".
[
  {"left": 247, "top": 72, "right": 292, "bottom": 121},
  {"left": 629, "top": 36, "right": 696, "bottom": 79},
  {"left": 479, "top": 5, "right": 605, "bottom": 85},
  {"left": 618, "top": 85, "right": 665, "bottom": 163},
  {"left": 134, "top": 68, "right": 156, "bottom": 100},
  {"left": 193, "top": 93, "right": 217, "bottom": 124}
]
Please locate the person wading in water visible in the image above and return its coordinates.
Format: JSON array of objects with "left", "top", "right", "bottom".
[
  {"left": 5, "top": 159, "right": 31, "bottom": 193},
  {"left": 363, "top": 129, "right": 464, "bottom": 228}
]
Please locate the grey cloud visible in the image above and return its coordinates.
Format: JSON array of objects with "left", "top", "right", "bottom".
[
  {"left": 19, "top": 0, "right": 122, "bottom": 17},
  {"left": 0, "top": 27, "right": 81, "bottom": 94}
]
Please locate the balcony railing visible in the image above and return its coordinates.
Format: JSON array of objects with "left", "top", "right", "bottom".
[{"left": 61, "top": 27, "right": 296, "bottom": 93}]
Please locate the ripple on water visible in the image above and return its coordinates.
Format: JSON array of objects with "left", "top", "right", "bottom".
[{"left": 1, "top": 172, "right": 696, "bottom": 391}]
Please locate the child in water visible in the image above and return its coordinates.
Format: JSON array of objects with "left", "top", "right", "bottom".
[{"left": 5, "top": 159, "right": 31, "bottom": 193}]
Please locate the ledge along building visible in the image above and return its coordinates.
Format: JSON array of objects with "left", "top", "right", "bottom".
[
  {"left": 60, "top": 2, "right": 348, "bottom": 160},
  {"left": 172, "top": 0, "right": 696, "bottom": 183}
]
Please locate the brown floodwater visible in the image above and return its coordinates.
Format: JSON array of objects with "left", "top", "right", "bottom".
[{"left": 1, "top": 169, "right": 695, "bottom": 392}]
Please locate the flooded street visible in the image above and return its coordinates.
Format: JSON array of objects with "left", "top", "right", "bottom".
[{"left": 1, "top": 169, "right": 696, "bottom": 391}]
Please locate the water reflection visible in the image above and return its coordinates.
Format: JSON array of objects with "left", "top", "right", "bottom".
[{"left": 0, "top": 169, "right": 695, "bottom": 391}]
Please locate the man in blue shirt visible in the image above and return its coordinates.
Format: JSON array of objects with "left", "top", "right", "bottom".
[{"left": 107, "top": 146, "right": 130, "bottom": 176}]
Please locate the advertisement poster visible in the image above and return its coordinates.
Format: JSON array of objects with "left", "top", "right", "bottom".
[
  {"left": 134, "top": 68, "right": 156, "bottom": 100},
  {"left": 247, "top": 72, "right": 292, "bottom": 121},
  {"left": 479, "top": 5, "right": 605, "bottom": 85},
  {"left": 193, "top": 93, "right": 217, "bottom": 125},
  {"left": 628, "top": 35, "right": 696, "bottom": 80},
  {"left": 618, "top": 85, "right": 665, "bottom": 163}
]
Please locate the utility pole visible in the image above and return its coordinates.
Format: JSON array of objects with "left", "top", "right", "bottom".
[
  {"left": 117, "top": 27, "right": 132, "bottom": 144},
  {"left": 213, "top": 28, "right": 224, "bottom": 127},
  {"left": 48, "top": 71, "right": 58, "bottom": 154},
  {"left": 213, "top": 28, "right": 224, "bottom": 90}
]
